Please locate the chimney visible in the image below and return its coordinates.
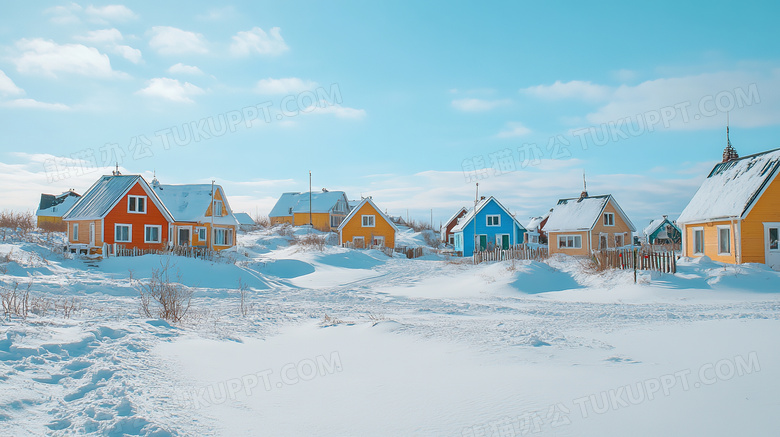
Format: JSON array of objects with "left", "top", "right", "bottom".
[{"left": 722, "top": 117, "right": 739, "bottom": 163}]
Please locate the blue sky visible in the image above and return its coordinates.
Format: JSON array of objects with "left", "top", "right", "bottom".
[{"left": 2, "top": 1, "right": 779, "bottom": 229}]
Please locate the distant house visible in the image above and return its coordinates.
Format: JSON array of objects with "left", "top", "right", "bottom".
[
  {"left": 643, "top": 216, "right": 681, "bottom": 247},
  {"left": 525, "top": 210, "right": 551, "bottom": 245},
  {"left": 233, "top": 213, "right": 257, "bottom": 231},
  {"left": 36, "top": 190, "right": 80, "bottom": 229},
  {"left": 151, "top": 179, "right": 238, "bottom": 250},
  {"left": 677, "top": 143, "right": 780, "bottom": 269},
  {"left": 269, "top": 190, "right": 350, "bottom": 232},
  {"left": 452, "top": 196, "right": 526, "bottom": 257},
  {"left": 545, "top": 192, "right": 635, "bottom": 256},
  {"left": 440, "top": 207, "right": 467, "bottom": 245},
  {"left": 338, "top": 197, "right": 398, "bottom": 249},
  {"left": 62, "top": 174, "right": 174, "bottom": 255}
]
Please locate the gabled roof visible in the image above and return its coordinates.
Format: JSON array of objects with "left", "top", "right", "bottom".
[
  {"left": 526, "top": 210, "right": 551, "bottom": 231},
  {"left": 337, "top": 197, "right": 399, "bottom": 232},
  {"left": 545, "top": 194, "right": 636, "bottom": 232},
  {"left": 36, "top": 192, "right": 81, "bottom": 217},
  {"left": 451, "top": 196, "right": 525, "bottom": 234},
  {"left": 443, "top": 207, "right": 468, "bottom": 228},
  {"left": 677, "top": 148, "right": 780, "bottom": 224},
  {"left": 152, "top": 183, "right": 238, "bottom": 226},
  {"left": 269, "top": 191, "right": 349, "bottom": 217},
  {"left": 643, "top": 217, "right": 679, "bottom": 236},
  {"left": 234, "top": 212, "right": 256, "bottom": 225},
  {"left": 63, "top": 175, "right": 173, "bottom": 222}
]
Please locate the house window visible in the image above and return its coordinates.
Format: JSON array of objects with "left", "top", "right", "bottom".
[
  {"left": 128, "top": 196, "right": 146, "bottom": 213},
  {"left": 330, "top": 215, "right": 342, "bottom": 228},
  {"left": 362, "top": 215, "right": 375, "bottom": 227},
  {"left": 448, "top": 235, "right": 455, "bottom": 245},
  {"left": 603, "top": 213, "right": 614, "bottom": 226},
  {"left": 599, "top": 233, "right": 608, "bottom": 249},
  {"left": 529, "top": 234, "right": 539, "bottom": 244},
  {"left": 115, "top": 224, "right": 131, "bottom": 243},
  {"left": 693, "top": 228, "right": 704, "bottom": 254},
  {"left": 197, "top": 227, "right": 207, "bottom": 241},
  {"left": 213, "top": 228, "right": 233, "bottom": 246},
  {"left": 72, "top": 223, "right": 79, "bottom": 241},
  {"left": 558, "top": 235, "right": 582, "bottom": 249},
  {"left": 770, "top": 228, "right": 779, "bottom": 251},
  {"left": 373, "top": 236, "right": 385, "bottom": 247},
  {"left": 718, "top": 226, "right": 731, "bottom": 254},
  {"left": 353, "top": 236, "right": 365, "bottom": 248},
  {"left": 145, "top": 225, "right": 161, "bottom": 243},
  {"left": 211, "top": 200, "right": 224, "bottom": 217},
  {"left": 486, "top": 215, "right": 500, "bottom": 226},
  {"left": 614, "top": 233, "right": 624, "bottom": 248}
]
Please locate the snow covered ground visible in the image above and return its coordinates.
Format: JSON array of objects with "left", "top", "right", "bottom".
[{"left": 1, "top": 228, "right": 779, "bottom": 436}]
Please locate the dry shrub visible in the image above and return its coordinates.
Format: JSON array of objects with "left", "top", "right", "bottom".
[
  {"left": 0, "top": 210, "right": 35, "bottom": 239},
  {"left": 407, "top": 219, "right": 434, "bottom": 232},
  {"left": 275, "top": 224, "right": 295, "bottom": 237},
  {"left": 293, "top": 233, "right": 327, "bottom": 251},
  {"left": 137, "top": 258, "right": 193, "bottom": 323},
  {"left": 254, "top": 216, "right": 270, "bottom": 228},
  {"left": 1, "top": 281, "right": 32, "bottom": 320},
  {"left": 582, "top": 252, "right": 610, "bottom": 274},
  {"left": 422, "top": 230, "right": 442, "bottom": 249}
]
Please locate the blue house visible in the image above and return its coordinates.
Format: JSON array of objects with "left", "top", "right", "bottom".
[{"left": 452, "top": 196, "right": 526, "bottom": 256}]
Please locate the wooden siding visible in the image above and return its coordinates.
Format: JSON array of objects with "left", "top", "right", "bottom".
[
  {"left": 742, "top": 173, "right": 780, "bottom": 263},
  {"left": 548, "top": 230, "right": 590, "bottom": 256},
  {"left": 590, "top": 200, "right": 634, "bottom": 250},
  {"left": 270, "top": 216, "right": 293, "bottom": 226},
  {"left": 339, "top": 202, "right": 395, "bottom": 248},
  {"left": 682, "top": 220, "right": 737, "bottom": 264},
  {"left": 102, "top": 182, "right": 170, "bottom": 251}
]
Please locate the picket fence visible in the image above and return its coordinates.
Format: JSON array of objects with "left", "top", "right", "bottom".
[
  {"left": 593, "top": 248, "right": 677, "bottom": 274},
  {"left": 114, "top": 244, "right": 215, "bottom": 260},
  {"left": 473, "top": 245, "right": 549, "bottom": 264}
]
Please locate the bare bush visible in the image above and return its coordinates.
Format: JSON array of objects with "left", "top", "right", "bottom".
[
  {"left": 56, "top": 297, "right": 79, "bottom": 319},
  {"left": 0, "top": 211, "right": 36, "bottom": 240},
  {"left": 238, "top": 278, "right": 253, "bottom": 317},
  {"left": 293, "top": 233, "right": 327, "bottom": 251},
  {"left": 254, "top": 216, "right": 270, "bottom": 228},
  {"left": 1, "top": 281, "right": 32, "bottom": 321},
  {"left": 137, "top": 258, "right": 193, "bottom": 323},
  {"left": 274, "top": 224, "right": 295, "bottom": 237},
  {"left": 407, "top": 219, "right": 434, "bottom": 232},
  {"left": 422, "top": 230, "right": 442, "bottom": 249}
]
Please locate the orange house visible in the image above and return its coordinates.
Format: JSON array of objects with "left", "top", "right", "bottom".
[
  {"left": 678, "top": 147, "right": 780, "bottom": 269},
  {"left": 151, "top": 180, "right": 238, "bottom": 251},
  {"left": 545, "top": 192, "right": 636, "bottom": 256},
  {"left": 337, "top": 197, "right": 398, "bottom": 249},
  {"left": 62, "top": 174, "right": 174, "bottom": 254}
]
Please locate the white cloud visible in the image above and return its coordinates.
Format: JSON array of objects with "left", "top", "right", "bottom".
[
  {"left": 75, "top": 29, "right": 142, "bottom": 64},
  {"left": 521, "top": 80, "right": 611, "bottom": 101},
  {"left": 612, "top": 69, "right": 638, "bottom": 83},
  {"left": 230, "top": 27, "right": 288, "bottom": 57},
  {"left": 2, "top": 99, "right": 70, "bottom": 111},
  {"left": 0, "top": 70, "right": 24, "bottom": 96},
  {"left": 149, "top": 26, "right": 208, "bottom": 55},
  {"left": 168, "top": 63, "right": 204, "bottom": 75},
  {"left": 496, "top": 122, "right": 532, "bottom": 138},
  {"left": 43, "top": 3, "right": 82, "bottom": 25},
  {"left": 255, "top": 77, "right": 317, "bottom": 94},
  {"left": 85, "top": 4, "right": 138, "bottom": 22},
  {"left": 451, "top": 98, "right": 511, "bottom": 112},
  {"left": 13, "top": 38, "right": 121, "bottom": 78},
  {"left": 303, "top": 103, "right": 366, "bottom": 120},
  {"left": 136, "top": 77, "right": 204, "bottom": 103},
  {"left": 196, "top": 6, "right": 236, "bottom": 21}
]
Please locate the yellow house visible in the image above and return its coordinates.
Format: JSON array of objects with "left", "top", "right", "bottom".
[
  {"left": 337, "top": 197, "right": 398, "bottom": 249},
  {"left": 151, "top": 179, "right": 238, "bottom": 251},
  {"left": 269, "top": 190, "right": 350, "bottom": 232},
  {"left": 678, "top": 146, "right": 780, "bottom": 269},
  {"left": 36, "top": 190, "right": 80, "bottom": 230},
  {"left": 545, "top": 192, "right": 636, "bottom": 256}
]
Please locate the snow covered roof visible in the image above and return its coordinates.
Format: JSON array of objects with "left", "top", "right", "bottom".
[
  {"left": 152, "top": 183, "right": 238, "bottom": 226},
  {"left": 36, "top": 192, "right": 81, "bottom": 217},
  {"left": 545, "top": 194, "right": 635, "bottom": 232},
  {"left": 677, "top": 148, "right": 780, "bottom": 224},
  {"left": 269, "top": 191, "right": 349, "bottom": 217},
  {"left": 443, "top": 207, "right": 467, "bottom": 228},
  {"left": 643, "top": 218, "right": 666, "bottom": 236},
  {"left": 64, "top": 175, "right": 172, "bottom": 221},
  {"left": 450, "top": 196, "right": 525, "bottom": 234},
  {"left": 337, "top": 197, "right": 399, "bottom": 232},
  {"left": 234, "top": 212, "right": 255, "bottom": 225},
  {"left": 525, "top": 211, "right": 551, "bottom": 231}
]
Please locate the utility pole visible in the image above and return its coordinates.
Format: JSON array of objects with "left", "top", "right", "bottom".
[
  {"left": 309, "top": 170, "right": 312, "bottom": 227},
  {"left": 210, "top": 180, "right": 214, "bottom": 251}
]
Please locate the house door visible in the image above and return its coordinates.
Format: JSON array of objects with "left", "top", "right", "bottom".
[
  {"left": 178, "top": 227, "right": 191, "bottom": 246},
  {"left": 89, "top": 223, "right": 95, "bottom": 246},
  {"left": 765, "top": 223, "right": 780, "bottom": 270},
  {"left": 496, "top": 234, "right": 510, "bottom": 249},
  {"left": 476, "top": 235, "right": 487, "bottom": 251}
]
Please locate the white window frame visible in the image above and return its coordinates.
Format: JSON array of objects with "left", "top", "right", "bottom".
[
  {"left": 614, "top": 233, "right": 625, "bottom": 248},
  {"left": 768, "top": 225, "right": 780, "bottom": 252},
  {"left": 603, "top": 213, "right": 615, "bottom": 227},
  {"left": 692, "top": 227, "right": 704, "bottom": 255},
  {"left": 144, "top": 225, "right": 162, "bottom": 243},
  {"left": 115, "top": 224, "right": 132, "bottom": 243},
  {"left": 212, "top": 199, "right": 224, "bottom": 217},
  {"left": 373, "top": 236, "right": 385, "bottom": 247},
  {"left": 197, "top": 227, "right": 207, "bottom": 241},
  {"left": 557, "top": 234, "right": 582, "bottom": 249},
  {"left": 127, "top": 195, "right": 147, "bottom": 214},
  {"left": 486, "top": 215, "right": 501, "bottom": 227},
  {"left": 213, "top": 228, "right": 227, "bottom": 246},
  {"left": 72, "top": 223, "right": 79, "bottom": 241},
  {"left": 352, "top": 236, "right": 365, "bottom": 248},
  {"left": 717, "top": 225, "right": 731, "bottom": 255},
  {"left": 361, "top": 215, "right": 375, "bottom": 227}
]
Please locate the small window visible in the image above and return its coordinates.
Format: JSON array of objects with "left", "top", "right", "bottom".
[
  {"left": 486, "top": 215, "right": 500, "bottom": 226},
  {"left": 128, "top": 195, "right": 146, "bottom": 213},
  {"left": 115, "top": 224, "right": 131, "bottom": 243},
  {"left": 353, "top": 236, "right": 365, "bottom": 248},
  {"left": 197, "top": 227, "right": 207, "bottom": 241},
  {"left": 718, "top": 226, "right": 731, "bottom": 254},
  {"left": 769, "top": 228, "right": 779, "bottom": 251},
  {"left": 362, "top": 215, "right": 375, "bottom": 227},
  {"left": 693, "top": 228, "right": 704, "bottom": 254},
  {"left": 212, "top": 200, "right": 224, "bottom": 217},
  {"left": 72, "top": 223, "right": 79, "bottom": 241},
  {"left": 145, "top": 225, "right": 161, "bottom": 243},
  {"left": 603, "top": 213, "right": 614, "bottom": 226},
  {"left": 599, "top": 234, "right": 608, "bottom": 249},
  {"left": 558, "top": 235, "right": 582, "bottom": 249},
  {"left": 213, "top": 228, "right": 233, "bottom": 246},
  {"left": 615, "top": 233, "right": 624, "bottom": 247},
  {"left": 373, "top": 236, "right": 385, "bottom": 247}
]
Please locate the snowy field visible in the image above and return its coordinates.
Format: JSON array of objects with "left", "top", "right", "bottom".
[{"left": 1, "top": 228, "right": 779, "bottom": 436}]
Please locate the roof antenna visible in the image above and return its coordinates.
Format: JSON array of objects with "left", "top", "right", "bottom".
[
  {"left": 475, "top": 182, "right": 479, "bottom": 210},
  {"left": 112, "top": 162, "right": 121, "bottom": 176},
  {"left": 722, "top": 111, "right": 739, "bottom": 163}
]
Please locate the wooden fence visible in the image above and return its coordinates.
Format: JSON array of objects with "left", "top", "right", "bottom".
[
  {"left": 473, "top": 245, "right": 549, "bottom": 264},
  {"left": 114, "top": 245, "right": 215, "bottom": 260},
  {"left": 593, "top": 248, "right": 677, "bottom": 274}
]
